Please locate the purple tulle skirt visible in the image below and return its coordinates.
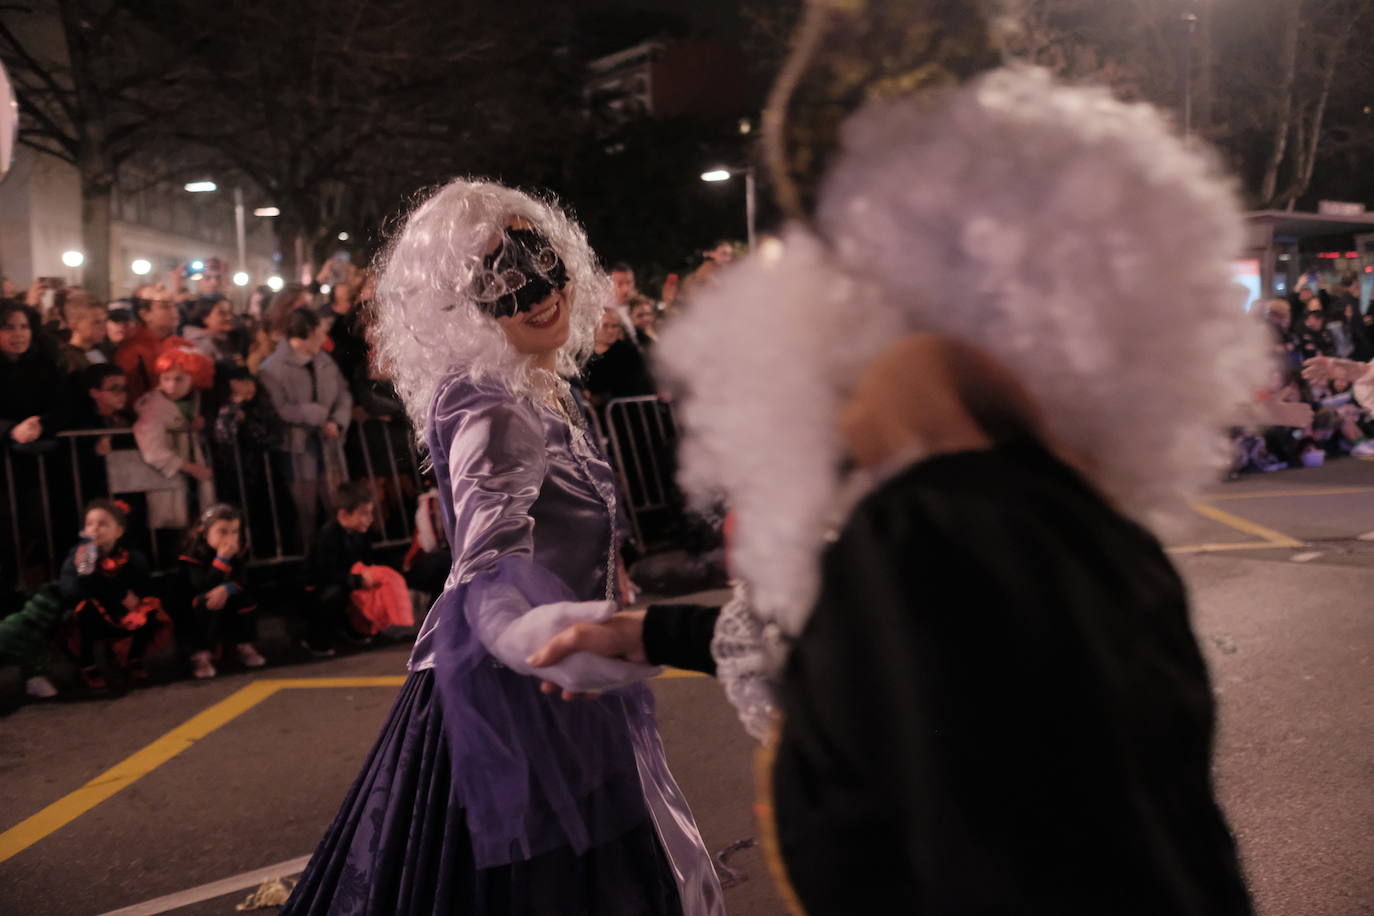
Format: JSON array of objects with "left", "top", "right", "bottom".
[{"left": 282, "top": 670, "right": 685, "bottom": 915}]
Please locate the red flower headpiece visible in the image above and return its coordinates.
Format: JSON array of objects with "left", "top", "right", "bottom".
[{"left": 153, "top": 342, "right": 215, "bottom": 389}]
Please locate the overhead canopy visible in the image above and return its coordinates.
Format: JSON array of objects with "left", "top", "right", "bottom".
[{"left": 1246, "top": 210, "right": 1374, "bottom": 242}]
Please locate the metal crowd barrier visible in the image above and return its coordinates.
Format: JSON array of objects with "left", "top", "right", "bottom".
[
  {"left": 601, "top": 396, "right": 682, "bottom": 547},
  {"left": 0, "top": 417, "right": 423, "bottom": 590}
]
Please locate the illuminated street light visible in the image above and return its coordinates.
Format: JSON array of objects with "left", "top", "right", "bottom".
[
  {"left": 699, "top": 167, "right": 757, "bottom": 250},
  {"left": 232, "top": 271, "right": 250, "bottom": 287},
  {"left": 321, "top": 284, "right": 332, "bottom": 295},
  {"left": 61, "top": 250, "right": 84, "bottom": 267},
  {"left": 131, "top": 259, "right": 152, "bottom": 276},
  {"left": 184, "top": 180, "right": 217, "bottom": 193},
  {"left": 337, "top": 232, "right": 349, "bottom": 241},
  {"left": 266, "top": 275, "right": 284, "bottom": 291},
  {"left": 254, "top": 207, "right": 280, "bottom": 217},
  {"left": 190, "top": 260, "right": 205, "bottom": 271}
]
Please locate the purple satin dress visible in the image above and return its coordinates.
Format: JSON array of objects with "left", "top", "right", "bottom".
[{"left": 284, "top": 375, "right": 722, "bottom": 915}]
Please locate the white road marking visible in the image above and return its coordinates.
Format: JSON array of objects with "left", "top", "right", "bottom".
[
  {"left": 1357, "top": 530, "right": 1374, "bottom": 541},
  {"left": 1289, "top": 551, "right": 1324, "bottom": 563},
  {"left": 97, "top": 854, "right": 311, "bottom": 916}
]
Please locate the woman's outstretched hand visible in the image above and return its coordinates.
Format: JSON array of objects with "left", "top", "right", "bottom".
[{"left": 527, "top": 610, "right": 648, "bottom": 701}]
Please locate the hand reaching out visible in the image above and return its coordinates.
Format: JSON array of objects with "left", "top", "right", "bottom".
[
  {"left": 1302, "top": 356, "right": 1369, "bottom": 385},
  {"left": 526, "top": 610, "right": 648, "bottom": 701},
  {"left": 204, "top": 585, "right": 230, "bottom": 611}
]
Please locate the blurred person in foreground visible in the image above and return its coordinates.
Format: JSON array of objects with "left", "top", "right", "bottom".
[{"left": 527, "top": 3, "right": 1261, "bottom": 913}]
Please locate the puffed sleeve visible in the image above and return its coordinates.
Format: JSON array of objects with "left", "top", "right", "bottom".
[{"left": 437, "top": 380, "right": 657, "bottom": 692}]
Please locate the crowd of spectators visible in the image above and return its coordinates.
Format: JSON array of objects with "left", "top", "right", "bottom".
[
  {"left": 1236, "top": 271, "right": 1374, "bottom": 475},
  {"left": 0, "top": 238, "right": 736, "bottom": 700},
  {"left": 0, "top": 258, "right": 424, "bottom": 698}
]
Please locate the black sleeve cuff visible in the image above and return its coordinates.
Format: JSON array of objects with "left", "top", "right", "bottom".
[{"left": 642, "top": 603, "right": 721, "bottom": 676}]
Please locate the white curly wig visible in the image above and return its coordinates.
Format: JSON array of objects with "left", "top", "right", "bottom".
[
  {"left": 371, "top": 178, "right": 611, "bottom": 431},
  {"left": 658, "top": 67, "right": 1269, "bottom": 639}
]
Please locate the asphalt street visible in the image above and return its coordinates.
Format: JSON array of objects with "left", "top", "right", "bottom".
[{"left": 2, "top": 459, "right": 1373, "bottom": 915}]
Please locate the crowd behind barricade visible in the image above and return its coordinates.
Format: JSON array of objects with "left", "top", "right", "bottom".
[
  {"left": 1236, "top": 272, "right": 1374, "bottom": 475},
  {"left": 0, "top": 241, "right": 737, "bottom": 701}
]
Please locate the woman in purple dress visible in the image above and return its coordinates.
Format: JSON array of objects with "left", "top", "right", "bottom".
[{"left": 282, "top": 180, "right": 722, "bottom": 915}]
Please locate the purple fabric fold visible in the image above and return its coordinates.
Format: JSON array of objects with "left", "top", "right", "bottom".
[{"left": 408, "top": 376, "right": 651, "bottom": 868}]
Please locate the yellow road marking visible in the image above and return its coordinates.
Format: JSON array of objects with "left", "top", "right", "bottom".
[
  {"left": 1189, "top": 502, "right": 1304, "bottom": 549},
  {"left": 1208, "top": 486, "right": 1374, "bottom": 501},
  {"left": 0, "top": 680, "right": 284, "bottom": 864},
  {"left": 1167, "top": 541, "right": 1298, "bottom": 555},
  {"left": 0, "top": 668, "right": 707, "bottom": 863}
]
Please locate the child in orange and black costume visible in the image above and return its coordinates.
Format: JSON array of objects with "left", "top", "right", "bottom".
[
  {"left": 59, "top": 499, "right": 169, "bottom": 689},
  {"left": 178, "top": 503, "right": 265, "bottom": 679}
]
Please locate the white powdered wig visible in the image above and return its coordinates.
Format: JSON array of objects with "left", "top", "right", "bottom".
[
  {"left": 659, "top": 67, "right": 1269, "bottom": 639},
  {"left": 372, "top": 178, "right": 611, "bottom": 431}
]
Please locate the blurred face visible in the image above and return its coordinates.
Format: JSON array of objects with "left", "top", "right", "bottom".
[
  {"left": 338, "top": 502, "right": 375, "bottom": 533},
  {"left": 289, "top": 323, "right": 328, "bottom": 357},
  {"left": 332, "top": 283, "right": 355, "bottom": 313},
  {"left": 595, "top": 307, "right": 623, "bottom": 349},
  {"left": 145, "top": 297, "right": 179, "bottom": 336},
  {"left": 205, "top": 518, "right": 241, "bottom": 553},
  {"left": 709, "top": 243, "right": 734, "bottom": 265},
  {"left": 106, "top": 317, "right": 131, "bottom": 344},
  {"left": 631, "top": 303, "right": 656, "bottom": 331},
  {"left": 70, "top": 307, "right": 108, "bottom": 346},
  {"left": 0, "top": 310, "right": 32, "bottom": 358},
  {"left": 205, "top": 301, "right": 234, "bottom": 336},
  {"left": 1305, "top": 312, "right": 1323, "bottom": 330},
  {"left": 610, "top": 270, "right": 635, "bottom": 305},
  {"left": 228, "top": 377, "right": 257, "bottom": 403},
  {"left": 83, "top": 508, "right": 124, "bottom": 552},
  {"left": 90, "top": 374, "right": 128, "bottom": 415},
  {"left": 158, "top": 367, "right": 193, "bottom": 401}
]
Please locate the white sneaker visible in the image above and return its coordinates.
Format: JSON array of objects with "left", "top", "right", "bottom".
[
  {"left": 236, "top": 643, "right": 266, "bottom": 668},
  {"left": 24, "top": 675, "right": 58, "bottom": 699},
  {"left": 1352, "top": 439, "right": 1374, "bottom": 457},
  {"left": 190, "top": 650, "right": 216, "bottom": 679}
]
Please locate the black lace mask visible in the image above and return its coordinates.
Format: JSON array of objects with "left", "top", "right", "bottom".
[{"left": 470, "top": 227, "right": 569, "bottom": 319}]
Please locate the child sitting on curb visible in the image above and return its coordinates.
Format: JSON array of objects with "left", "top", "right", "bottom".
[
  {"left": 59, "top": 499, "right": 170, "bottom": 690},
  {"left": 300, "top": 481, "right": 379, "bottom": 656},
  {"left": 178, "top": 503, "right": 265, "bottom": 679}
]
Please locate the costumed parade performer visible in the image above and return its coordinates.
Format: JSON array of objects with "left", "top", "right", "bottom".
[
  {"left": 529, "top": 1, "right": 1263, "bottom": 913},
  {"left": 282, "top": 179, "right": 722, "bottom": 915}
]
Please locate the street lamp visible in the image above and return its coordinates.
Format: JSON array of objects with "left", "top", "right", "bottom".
[
  {"left": 61, "top": 250, "right": 84, "bottom": 267},
  {"left": 337, "top": 232, "right": 349, "bottom": 242},
  {"left": 131, "top": 259, "right": 151, "bottom": 276},
  {"left": 1181, "top": 9, "right": 1199, "bottom": 145},
  {"left": 700, "top": 166, "right": 757, "bottom": 251},
  {"left": 185, "top": 181, "right": 253, "bottom": 287},
  {"left": 266, "top": 275, "right": 284, "bottom": 292},
  {"left": 232, "top": 271, "right": 250, "bottom": 287}
]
